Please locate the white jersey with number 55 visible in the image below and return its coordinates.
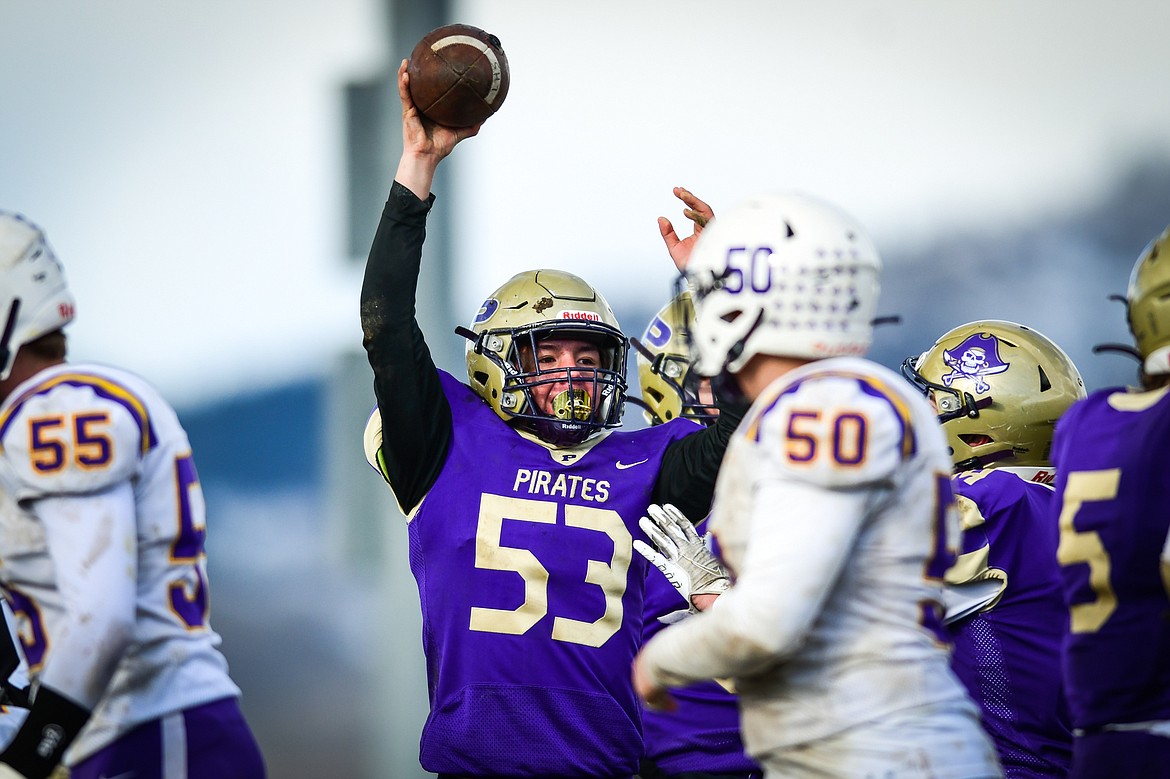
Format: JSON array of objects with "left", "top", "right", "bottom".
[{"left": 0, "top": 362, "right": 240, "bottom": 764}]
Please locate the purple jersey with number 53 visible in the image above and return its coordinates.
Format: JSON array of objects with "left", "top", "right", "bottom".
[
  {"left": 1050, "top": 385, "right": 1170, "bottom": 730},
  {"left": 409, "top": 371, "right": 698, "bottom": 777}
]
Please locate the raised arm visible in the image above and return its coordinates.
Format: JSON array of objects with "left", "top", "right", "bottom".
[
  {"left": 649, "top": 186, "right": 733, "bottom": 519},
  {"left": 359, "top": 61, "right": 480, "bottom": 513}
]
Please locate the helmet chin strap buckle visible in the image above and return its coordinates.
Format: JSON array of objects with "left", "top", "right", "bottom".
[{"left": 551, "top": 389, "right": 591, "bottom": 421}]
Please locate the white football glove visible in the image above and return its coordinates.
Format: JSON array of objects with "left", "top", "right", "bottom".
[
  {"left": 635, "top": 503, "right": 730, "bottom": 615},
  {"left": 634, "top": 541, "right": 694, "bottom": 624},
  {"left": 0, "top": 764, "right": 30, "bottom": 779}
]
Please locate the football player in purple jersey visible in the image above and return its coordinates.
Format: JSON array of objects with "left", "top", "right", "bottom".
[
  {"left": 903, "top": 320, "right": 1083, "bottom": 777},
  {"left": 1049, "top": 225, "right": 1170, "bottom": 778},
  {"left": 632, "top": 287, "right": 761, "bottom": 779},
  {"left": 358, "top": 62, "right": 744, "bottom": 779}
]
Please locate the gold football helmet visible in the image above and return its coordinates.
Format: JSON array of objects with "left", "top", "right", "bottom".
[
  {"left": 902, "top": 320, "right": 1085, "bottom": 471},
  {"left": 462, "top": 269, "right": 627, "bottom": 446},
  {"left": 632, "top": 290, "right": 718, "bottom": 426},
  {"left": 1127, "top": 224, "right": 1170, "bottom": 380}
]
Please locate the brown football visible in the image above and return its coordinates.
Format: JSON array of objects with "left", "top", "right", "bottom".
[{"left": 407, "top": 23, "right": 510, "bottom": 128}]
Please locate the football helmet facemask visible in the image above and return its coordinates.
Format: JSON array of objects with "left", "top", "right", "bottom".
[
  {"left": 0, "top": 212, "right": 74, "bottom": 381},
  {"left": 462, "top": 269, "right": 628, "bottom": 446},
  {"left": 902, "top": 320, "right": 1085, "bottom": 472},
  {"left": 632, "top": 289, "right": 718, "bottom": 426},
  {"left": 1127, "top": 224, "right": 1170, "bottom": 379},
  {"left": 685, "top": 193, "right": 881, "bottom": 378}
]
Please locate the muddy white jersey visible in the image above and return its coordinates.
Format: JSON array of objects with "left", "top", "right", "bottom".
[
  {"left": 639, "top": 357, "right": 982, "bottom": 758},
  {"left": 0, "top": 363, "right": 240, "bottom": 764}
]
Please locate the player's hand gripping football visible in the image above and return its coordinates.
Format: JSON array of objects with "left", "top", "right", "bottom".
[
  {"left": 395, "top": 59, "right": 481, "bottom": 199},
  {"left": 635, "top": 503, "right": 730, "bottom": 614},
  {"left": 657, "top": 187, "right": 715, "bottom": 273}
]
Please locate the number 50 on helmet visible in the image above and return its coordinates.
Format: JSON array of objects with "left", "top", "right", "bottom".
[{"left": 461, "top": 269, "right": 628, "bottom": 446}]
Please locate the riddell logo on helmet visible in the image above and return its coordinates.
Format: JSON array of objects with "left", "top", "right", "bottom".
[{"left": 559, "top": 310, "right": 601, "bottom": 322}]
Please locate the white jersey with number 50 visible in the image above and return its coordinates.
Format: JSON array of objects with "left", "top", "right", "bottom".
[
  {"left": 0, "top": 362, "right": 240, "bottom": 764},
  {"left": 639, "top": 356, "right": 986, "bottom": 761}
]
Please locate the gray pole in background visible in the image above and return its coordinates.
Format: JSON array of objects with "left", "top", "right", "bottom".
[{"left": 327, "top": 1, "right": 454, "bottom": 776}]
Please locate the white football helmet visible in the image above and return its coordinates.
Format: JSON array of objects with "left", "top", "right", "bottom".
[
  {"left": 1127, "top": 224, "right": 1170, "bottom": 378},
  {"left": 685, "top": 193, "right": 881, "bottom": 377},
  {"left": 1, "top": 212, "right": 75, "bottom": 381}
]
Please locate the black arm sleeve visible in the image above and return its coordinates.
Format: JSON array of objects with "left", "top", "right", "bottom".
[
  {"left": 651, "top": 398, "right": 748, "bottom": 521},
  {"left": 360, "top": 182, "right": 453, "bottom": 513}
]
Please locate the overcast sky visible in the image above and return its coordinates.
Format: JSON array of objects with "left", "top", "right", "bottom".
[{"left": 4, "top": 0, "right": 1170, "bottom": 404}]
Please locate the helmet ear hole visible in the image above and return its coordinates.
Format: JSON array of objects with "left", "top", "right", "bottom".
[
  {"left": 1037, "top": 365, "right": 1052, "bottom": 392},
  {"left": 959, "top": 434, "right": 994, "bottom": 447},
  {"left": 473, "top": 371, "right": 490, "bottom": 387}
]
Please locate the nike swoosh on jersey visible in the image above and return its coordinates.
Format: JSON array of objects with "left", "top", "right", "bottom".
[{"left": 615, "top": 458, "right": 649, "bottom": 470}]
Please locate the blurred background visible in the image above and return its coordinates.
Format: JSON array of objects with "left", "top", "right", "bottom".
[{"left": 4, "top": 1, "right": 1170, "bottom": 776}]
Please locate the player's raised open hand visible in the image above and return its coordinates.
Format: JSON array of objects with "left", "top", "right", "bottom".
[{"left": 658, "top": 187, "right": 715, "bottom": 273}]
